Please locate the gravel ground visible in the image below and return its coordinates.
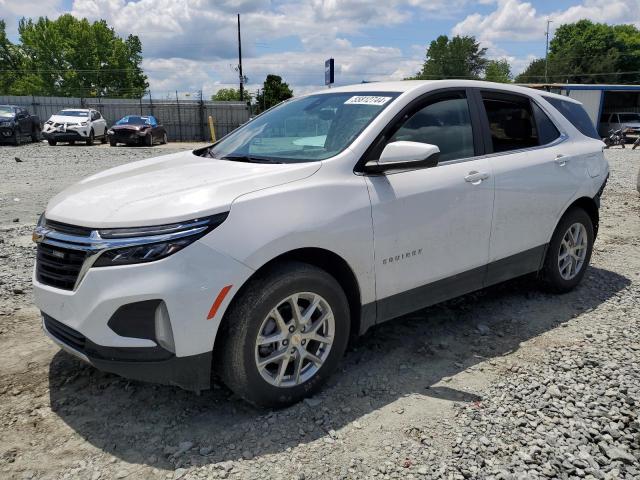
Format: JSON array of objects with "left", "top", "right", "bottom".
[{"left": 0, "top": 143, "right": 638, "bottom": 480}]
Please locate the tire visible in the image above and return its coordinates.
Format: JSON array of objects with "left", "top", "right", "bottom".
[
  {"left": 31, "top": 127, "right": 40, "bottom": 142},
  {"left": 69, "top": 140, "right": 75, "bottom": 145},
  {"left": 145, "top": 133, "right": 153, "bottom": 146},
  {"left": 13, "top": 128, "right": 21, "bottom": 146},
  {"left": 217, "top": 261, "right": 350, "bottom": 408},
  {"left": 101, "top": 129, "right": 107, "bottom": 144},
  {"left": 161, "top": 132, "right": 168, "bottom": 144},
  {"left": 47, "top": 139, "right": 57, "bottom": 146},
  {"left": 109, "top": 139, "right": 117, "bottom": 147},
  {"left": 539, "top": 208, "right": 594, "bottom": 293},
  {"left": 86, "top": 130, "right": 94, "bottom": 146}
]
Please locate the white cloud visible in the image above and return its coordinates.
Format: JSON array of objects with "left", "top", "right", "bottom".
[
  {"left": 0, "top": 0, "right": 64, "bottom": 35},
  {"left": 453, "top": 0, "right": 640, "bottom": 43}
]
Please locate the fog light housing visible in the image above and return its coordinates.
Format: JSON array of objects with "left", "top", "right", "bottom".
[{"left": 154, "top": 301, "right": 175, "bottom": 353}]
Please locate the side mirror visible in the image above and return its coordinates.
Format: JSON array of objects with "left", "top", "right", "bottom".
[{"left": 364, "top": 141, "right": 440, "bottom": 173}]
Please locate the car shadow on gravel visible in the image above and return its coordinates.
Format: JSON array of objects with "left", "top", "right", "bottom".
[{"left": 48, "top": 266, "right": 631, "bottom": 470}]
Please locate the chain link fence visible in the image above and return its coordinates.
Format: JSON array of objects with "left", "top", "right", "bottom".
[{"left": 0, "top": 95, "right": 251, "bottom": 141}]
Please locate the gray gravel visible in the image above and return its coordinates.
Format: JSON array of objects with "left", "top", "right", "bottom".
[{"left": 0, "top": 143, "right": 638, "bottom": 479}]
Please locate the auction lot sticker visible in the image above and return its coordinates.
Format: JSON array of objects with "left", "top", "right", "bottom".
[{"left": 344, "top": 96, "right": 392, "bottom": 105}]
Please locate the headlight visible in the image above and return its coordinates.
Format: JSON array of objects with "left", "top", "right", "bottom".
[
  {"left": 80, "top": 122, "right": 88, "bottom": 126},
  {"left": 93, "top": 213, "right": 228, "bottom": 267},
  {"left": 107, "top": 129, "right": 114, "bottom": 135}
]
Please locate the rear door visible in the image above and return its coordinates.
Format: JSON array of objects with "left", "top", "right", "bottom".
[
  {"left": 365, "top": 89, "right": 495, "bottom": 321},
  {"left": 476, "top": 90, "right": 585, "bottom": 283}
]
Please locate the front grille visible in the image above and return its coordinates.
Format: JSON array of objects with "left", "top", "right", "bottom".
[
  {"left": 43, "top": 314, "right": 86, "bottom": 351},
  {"left": 36, "top": 243, "right": 88, "bottom": 290}
]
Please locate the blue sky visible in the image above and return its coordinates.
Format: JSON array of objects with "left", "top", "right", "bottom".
[{"left": 2, "top": 0, "right": 639, "bottom": 97}]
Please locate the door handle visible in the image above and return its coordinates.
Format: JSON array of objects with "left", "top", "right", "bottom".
[
  {"left": 464, "top": 171, "right": 490, "bottom": 185},
  {"left": 555, "top": 154, "right": 568, "bottom": 166}
]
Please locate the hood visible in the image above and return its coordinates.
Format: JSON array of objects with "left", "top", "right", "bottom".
[
  {"left": 45, "top": 150, "right": 321, "bottom": 228},
  {"left": 111, "top": 124, "right": 148, "bottom": 131},
  {"left": 48, "top": 114, "right": 89, "bottom": 124}
]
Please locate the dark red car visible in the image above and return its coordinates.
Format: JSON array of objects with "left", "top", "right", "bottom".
[{"left": 107, "top": 115, "right": 168, "bottom": 146}]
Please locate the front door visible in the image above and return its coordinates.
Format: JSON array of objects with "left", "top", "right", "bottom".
[{"left": 365, "top": 90, "right": 494, "bottom": 323}]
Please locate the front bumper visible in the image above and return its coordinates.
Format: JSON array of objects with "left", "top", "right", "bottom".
[
  {"left": 108, "top": 131, "right": 146, "bottom": 144},
  {"left": 34, "top": 239, "right": 254, "bottom": 391},
  {"left": 43, "top": 313, "right": 212, "bottom": 390},
  {"left": 0, "top": 126, "right": 16, "bottom": 141},
  {"left": 43, "top": 128, "right": 90, "bottom": 141}
]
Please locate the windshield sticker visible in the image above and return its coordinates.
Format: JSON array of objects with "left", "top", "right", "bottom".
[{"left": 344, "top": 96, "right": 392, "bottom": 106}]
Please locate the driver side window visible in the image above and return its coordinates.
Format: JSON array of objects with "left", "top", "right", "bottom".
[{"left": 389, "top": 94, "right": 475, "bottom": 162}]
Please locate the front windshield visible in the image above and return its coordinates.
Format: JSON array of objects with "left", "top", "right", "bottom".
[
  {"left": 619, "top": 113, "right": 640, "bottom": 123},
  {"left": 117, "top": 115, "right": 151, "bottom": 125},
  {"left": 208, "top": 92, "right": 399, "bottom": 163},
  {"left": 57, "top": 110, "right": 89, "bottom": 117},
  {"left": 0, "top": 106, "right": 14, "bottom": 118}
]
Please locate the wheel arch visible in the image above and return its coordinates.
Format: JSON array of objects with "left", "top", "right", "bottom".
[
  {"left": 559, "top": 196, "right": 600, "bottom": 239},
  {"left": 213, "top": 247, "right": 363, "bottom": 358}
]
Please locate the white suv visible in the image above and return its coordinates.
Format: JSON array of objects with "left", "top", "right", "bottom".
[
  {"left": 42, "top": 108, "right": 108, "bottom": 146},
  {"left": 33, "top": 81, "right": 608, "bottom": 407}
]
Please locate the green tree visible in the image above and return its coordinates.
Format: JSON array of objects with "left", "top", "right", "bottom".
[
  {"left": 255, "top": 74, "right": 293, "bottom": 113},
  {"left": 484, "top": 59, "right": 512, "bottom": 83},
  {"left": 516, "top": 20, "right": 640, "bottom": 84},
  {"left": 0, "top": 20, "right": 23, "bottom": 93},
  {"left": 514, "top": 59, "right": 546, "bottom": 83},
  {"left": 212, "top": 88, "right": 242, "bottom": 101},
  {"left": 1, "top": 14, "right": 148, "bottom": 97},
  {"left": 411, "top": 35, "right": 488, "bottom": 80}
]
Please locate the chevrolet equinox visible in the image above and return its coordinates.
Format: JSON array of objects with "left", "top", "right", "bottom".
[{"left": 33, "top": 80, "right": 609, "bottom": 407}]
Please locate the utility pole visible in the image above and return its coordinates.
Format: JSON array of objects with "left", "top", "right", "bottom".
[
  {"left": 237, "top": 13, "right": 244, "bottom": 101},
  {"left": 545, "top": 19, "right": 553, "bottom": 84}
]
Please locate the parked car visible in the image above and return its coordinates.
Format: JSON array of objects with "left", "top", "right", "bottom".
[
  {"left": 32, "top": 80, "right": 608, "bottom": 408},
  {"left": 599, "top": 112, "right": 640, "bottom": 141},
  {"left": 42, "top": 108, "right": 108, "bottom": 146},
  {"left": 107, "top": 115, "right": 167, "bottom": 146},
  {"left": 0, "top": 105, "right": 41, "bottom": 145}
]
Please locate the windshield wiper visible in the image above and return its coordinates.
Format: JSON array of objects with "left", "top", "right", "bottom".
[{"left": 219, "top": 155, "right": 283, "bottom": 164}]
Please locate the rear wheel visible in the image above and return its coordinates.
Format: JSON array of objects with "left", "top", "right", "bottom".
[
  {"left": 218, "top": 262, "right": 350, "bottom": 408},
  {"left": 539, "top": 208, "right": 594, "bottom": 293}
]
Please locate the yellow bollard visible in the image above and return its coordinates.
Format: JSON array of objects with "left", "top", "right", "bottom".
[{"left": 208, "top": 116, "right": 216, "bottom": 143}]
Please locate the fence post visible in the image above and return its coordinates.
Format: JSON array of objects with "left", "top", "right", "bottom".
[
  {"left": 175, "top": 90, "right": 183, "bottom": 142},
  {"left": 198, "top": 90, "right": 205, "bottom": 141},
  {"left": 149, "top": 91, "right": 154, "bottom": 117}
]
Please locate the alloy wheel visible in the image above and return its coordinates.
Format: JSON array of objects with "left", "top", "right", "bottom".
[
  {"left": 558, "top": 222, "right": 588, "bottom": 280},
  {"left": 254, "top": 292, "right": 334, "bottom": 387}
]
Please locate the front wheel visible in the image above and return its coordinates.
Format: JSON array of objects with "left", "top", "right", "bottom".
[
  {"left": 31, "top": 127, "right": 40, "bottom": 142},
  {"left": 13, "top": 128, "right": 21, "bottom": 146},
  {"left": 145, "top": 133, "right": 153, "bottom": 146},
  {"left": 539, "top": 208, "right": 594, "bottom": 293},
  {"left": 217, "top": 262, "right": 350, "bottom": 408},
  {"left": 47, "top": 139, "right": 57, "bottom": 146},
  {"left": 86, "top": 130, "right": 94, "bottom": 146}
]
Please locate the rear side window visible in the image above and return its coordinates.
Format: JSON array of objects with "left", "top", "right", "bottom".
[
  {"left": 532, "top": 102, "right": 560, "bottom": 145},
  {"left": 543, "top": 96, "right": 599, "bottom": 139},
  {"left": 481, "top": 93, "right": 538, "bottom": 153},
  {"left": 389, "top": 93, "right": 475, "bottom": 162}
]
